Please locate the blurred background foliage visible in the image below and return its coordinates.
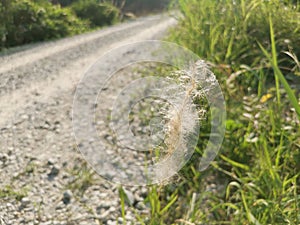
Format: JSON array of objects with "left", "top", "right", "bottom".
[
  {"left": 121, "top": 0, "right": 170, "bottom": 15},
  {"left": 70, "top": 0, "right": 119, "bottom": 27},
  {"left": 1, "top": 0, "right": 88, "bottom": 48}
]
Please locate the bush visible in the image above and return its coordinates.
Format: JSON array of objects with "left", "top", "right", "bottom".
[
  {"left": 54, "top": 0, "right": 76, "bottom": 7},
  {"left": 70, "top": 0, "right": 119, "bottom": 27},
  {"left": 1, "top": 0, "right": 88, "bottom": 48},
  {"left": 0, "top": 4, "right": 5, "bottom": 46},
  {"left": 0, "top": 1, "right": 12, "bottom": 47},
  {"left": 0, "top": 0, "right": 120, "bottom": 50},
  {"left": 123, "top": 0, "right": 170, "bottom": 15},
  {"left": 43, "top": 4, "right": 88, "bottom": 38}
]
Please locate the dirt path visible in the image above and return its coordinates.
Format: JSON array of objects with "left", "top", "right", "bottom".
[
  {"left": 0, "top": 14, "right": 176, "bottom": 225},
  {"left": 0, "top": 15, "right": 176, "bottom": 127}
]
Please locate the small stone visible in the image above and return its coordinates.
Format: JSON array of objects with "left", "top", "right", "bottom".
[
  {"left": 140, "top": 187, "right": 148, "bottom": 197},
  {"left": 123, "top": 189, "right": 135, "bottom": 206},
  {"left": 21, "top": 114, "right": 29, "bottom": 120},
  {"left": 125, "top": 213, "right": 133, "bottom": 221},
  {"left": 99, "top": 192, "right": 108, "bottom": 198},
  {"left": 6, "top": 203, "right": 13, "bottom": 208},
  {"left": 136, "top": 201, "right": 146, "bottom": 210},
  {"left": 52, "top": 221, "right": 61, "bottom": 225},
  {"left": 0, "top": 153, "right": 8, "bottom": 163},
  {"left": 48, "top": 165, "right": 60, "bottom": 177},
  {"left": 21, "top": 197, "right": 31, "bottom": 207},
  {"left": 98, "top": 210, "right": 110, "bottom": 220},
  {"left": 109, "top": 206, "right": 116, "bottom": 212},
  {"left": 55, "top": 202, "right": 64, "bottom": 210},
  {"left": 62, "top": 190, "right": 72, "bottom": 204},
  {"left": 134, "top": 193, "right": 144, "bottom": 202},
  {"left": 47, "top": 158, "right": 56, "bottom": 165},
  {"left": 39, "top": 222, "right": 52, "bottom": 225},
  {"left": 97, "top": 201, "right": 111, "bottom": 213},
  {"left": 107, "top": 220, "right": 117, "bottom": 225},
  {"left": 12, "top": 172, "right": 19, "bottom": 179},
  {"left": 80, "top": 196, "right": 88, "bottom": 203}
]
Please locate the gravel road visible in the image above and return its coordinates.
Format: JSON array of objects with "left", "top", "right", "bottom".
[{"left": 0, "top": 14, "right": 176, "bottom": 225}]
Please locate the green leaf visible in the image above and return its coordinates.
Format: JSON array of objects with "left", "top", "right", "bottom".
[
  {"left": 258, "top": 20, "right": 300, "bottom": 119},
  {"left": 160, "top": 193, "right": 178, "bottom": 215},
  {"left": 220, "top": 154, "right": 250, "bottom": 170}
]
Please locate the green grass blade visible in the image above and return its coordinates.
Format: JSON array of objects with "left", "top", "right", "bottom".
[
  {"left": 269, "top": 16, "right": 281, "bottom": 107},
  {"left": 241, "top": 190, "right": 262, "bottom": 225},
  {"left": 160, "top": 193, "right": 178, "bottom": 215},
  {"left": 220, "top": 154, "right": 250, "bottom": 170},
  {"left": 258, "top": 43, "right": 300, "bottom": 119},
  {"left": 118, "top": 186, "right": 127, "bottom": 223}
]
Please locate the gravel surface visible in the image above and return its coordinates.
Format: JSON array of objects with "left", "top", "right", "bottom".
[{"left": 0, "top": 14, "right": 176, "bottom": 225}]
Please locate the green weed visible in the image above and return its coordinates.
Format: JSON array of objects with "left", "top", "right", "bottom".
[
  {"left": 0, "top": 185, "right": 27, "bottom": 201},
  {"left": 66, "top": 160, "right": 96, "bottom": 196}
]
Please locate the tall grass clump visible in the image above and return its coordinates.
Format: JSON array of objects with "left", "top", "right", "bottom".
[
  {"left": 169, "top": 0, "right": 300, "bottom": 90},
  {"left": 170, "top": 0, "right": 300, "bottom": 65},
  {"left": 126, "top": 0, "right": 300, "bottom": 224}
]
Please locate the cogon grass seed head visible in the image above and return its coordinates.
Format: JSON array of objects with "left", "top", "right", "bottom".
[{"left": 154, "top": 61, "right": 219, "bottom": 177}]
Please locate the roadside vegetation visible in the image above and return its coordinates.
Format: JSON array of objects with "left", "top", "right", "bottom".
[
  {"left": 0, "top": 0, "right": 170, "bottom": 50},
  {"left": 0, "top": 0, "right": 120, "bottom": 50},
  {"left": 119, "top": 0, "right": 300, "bottom": 224}
]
